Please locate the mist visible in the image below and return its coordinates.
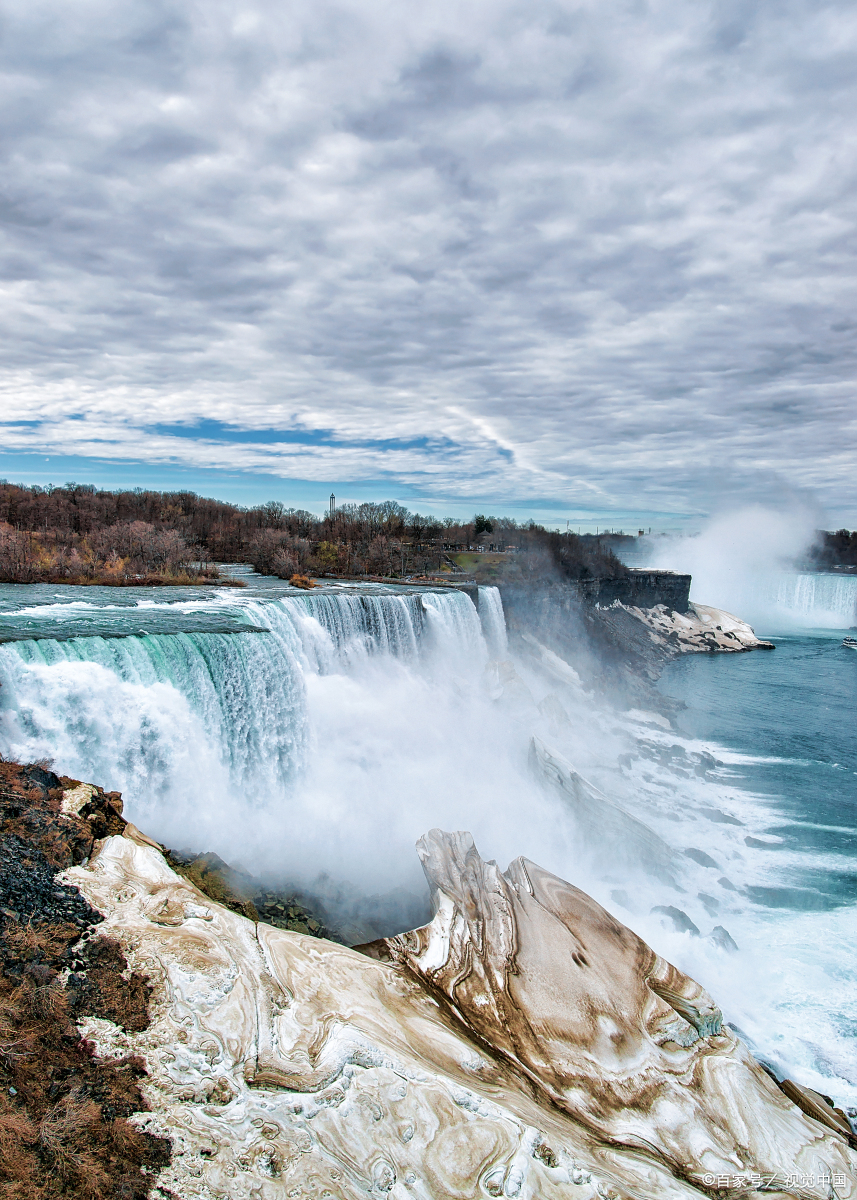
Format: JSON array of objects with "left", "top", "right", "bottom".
[
  {"left": 642, "top": 503, "right": 856, "bottom": 631},
  {"left": 1, "top": 583, "right": 855, "bottom": 1105}
]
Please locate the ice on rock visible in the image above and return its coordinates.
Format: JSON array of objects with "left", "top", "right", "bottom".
[{"left": 64, "top": 826, "right": 856, "bottom": 1200}]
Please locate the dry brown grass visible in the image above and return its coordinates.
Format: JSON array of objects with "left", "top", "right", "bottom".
[{"left": 0, "top": 757, "right": 171, "bottom": 1197}]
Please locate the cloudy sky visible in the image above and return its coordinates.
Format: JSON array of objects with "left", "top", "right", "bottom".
[{"left": 1, "top": 0, "right": 856, "bottom": 526}]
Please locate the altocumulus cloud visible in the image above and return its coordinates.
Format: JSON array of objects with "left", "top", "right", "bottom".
[{"left": 1, "top": 0, "right": 856, "bottom": 519}]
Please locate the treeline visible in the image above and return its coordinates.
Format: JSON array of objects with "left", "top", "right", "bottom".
[
  {"left": 810, "top": 529, "right": 857, "bottom": 569},
  {"left": 0, "top": 481, "right": 627, "bottom": 585}
]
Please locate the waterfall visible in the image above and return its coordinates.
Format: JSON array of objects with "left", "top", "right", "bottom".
[
  {"left": 0, "top": 627, "right": 308, "bottom": 828},
  {"left": 685, "top": 570, "right": 857, "bottom": 631},
  {"left": 420, "top": 590, "right": 487, "bottom": 662},
  {"left": 772, "top": 573, "right": 857, "bottom": 628},
  {"left": 478, "top": 586, "right": 509, "bottom": 657},
  {"left": 0, "top": 576, "right": 854, "bottom": 1107},
  {"left": 271, "top": 592, "right": 424, "bottom": 670},
  {"left": 0, "top": 588, "right": 489, "bottom": 858}
]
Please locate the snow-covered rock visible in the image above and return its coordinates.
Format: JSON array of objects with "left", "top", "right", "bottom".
[
  {"left": 63, "top": 828, "right": 854, "bottom": 1200},
  {"left": 620, "top": 601, "right": 775, "bottom": 653}
]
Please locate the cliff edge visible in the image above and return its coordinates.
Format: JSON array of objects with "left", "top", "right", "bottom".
[{"left": 2, "top": 763, "right": 854, "bottom": 1198}]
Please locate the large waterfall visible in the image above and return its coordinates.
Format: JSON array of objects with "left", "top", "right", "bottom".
[
  {"left": 0, "top": 586, "right": 502, "bottom": 903},
  {"left": 0, "top": 577, "right": 855, "bottom": 1108},
  {"left": 684, "top": 570, "right": 857, "bottom": 631}
]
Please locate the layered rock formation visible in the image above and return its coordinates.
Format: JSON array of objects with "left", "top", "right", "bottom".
[
  {"left": 499, "top": 572, "right": 693, "bottom": 620},
  {"left": 498, "top": 581, "right": 770, "bottom": 724},
  {"left": 617, "top": 602, "right": 775, "bottom": 653},
  {"left": 372, "top": 832, "right": 855, "bottom": 1195},
  {"left": 59, "top": 814, "right": 854, "bottom": 1199}
]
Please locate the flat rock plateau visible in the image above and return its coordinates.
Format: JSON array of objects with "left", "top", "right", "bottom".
[{"left": 1, "top": 760, "right": 855, "bottom": 1200}]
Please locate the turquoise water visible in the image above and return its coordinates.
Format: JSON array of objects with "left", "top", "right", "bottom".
[
  {"left": 654, "top": 631, "right": 856, "bottom": 1102},
  {"left": 0, "top": 574, "right": 854, "bottom": 1107},
  {"left": 0, "top": 574, "right": 441, "bottom": 642},
  {"left": 661, "top": 633, "right": 857, "bottom": 910}
]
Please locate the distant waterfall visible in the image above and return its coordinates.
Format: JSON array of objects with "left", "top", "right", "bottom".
[
  {"left": 687, "top": 571, "right": 857, "bottom": 631},
  {"left": 772, "top": 574, "right": 857, "bottom": 628}
]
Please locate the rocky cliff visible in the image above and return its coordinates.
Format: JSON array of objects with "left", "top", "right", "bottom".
[
  {"left": 499, "top": 571, "right": 692, "bottom": 619},
  {"left": 497, "top": 576, "right": 771, "bottom": 718},
  {"left": 3, "top": 763, "right": 854, "bottom": 1200}
]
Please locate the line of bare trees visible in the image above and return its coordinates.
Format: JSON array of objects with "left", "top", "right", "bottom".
[
  {"left": 0, "top": 481, "right": 627, "bottom": 585},
  {"left": 0, "top": 518, "right": 213, "bottom": 585}
]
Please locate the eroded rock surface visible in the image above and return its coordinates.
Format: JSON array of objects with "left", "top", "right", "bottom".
[
  {"left": 64, "top": 835, "right": 610, "bottom": 1200},
  {"left": 377, "top": 830, "right": 856, "bottom": 1199},
  {"left": 58, "top": 822, "right": 855, "bottom": 1200}
]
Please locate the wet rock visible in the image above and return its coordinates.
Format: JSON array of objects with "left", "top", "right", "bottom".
[
  {"left": 708, "top": 925, "right": 739, "bottom": 952},
  {"left": 375, "top": 829, "right": 855, "bottom": 1196},
  {"left": 164, "top": 848, "right": 260, "bottom": 921},
  {"left": 684, "top": 847, "right": 720, "bottom": 869},
  {"left": 609, "top": 888, "right": 632, "bottom": 910},
  {"left": 778, "top": 1079, "right": 857, "bottom": 1148},
  {"left": 164, "top": 847, "right": 336, "bottom": 938},
  {"left": 694, "top": 750, "right": 719, "bottom": 774},
  {"left": 700, "top": 806, "right": 744, "bottom": 825},
  {"left": 651, "top": 905, "right": 701, "bottom": 935}
]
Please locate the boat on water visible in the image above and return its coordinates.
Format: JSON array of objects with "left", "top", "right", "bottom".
[{"left": 843, "top": 635, "right": 857, "bottom": 649}]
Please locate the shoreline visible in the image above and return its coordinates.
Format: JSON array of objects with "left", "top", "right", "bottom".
[{"left": 0, "top": 573, "right": 246, "bottom": 588}]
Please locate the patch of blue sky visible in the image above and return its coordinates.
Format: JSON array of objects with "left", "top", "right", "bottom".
[{"left": 147, "top": 420, "right": 455, "bottom": 454}]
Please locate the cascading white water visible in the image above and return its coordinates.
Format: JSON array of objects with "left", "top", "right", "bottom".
[
  {"left": 0, "top": 588, "right": 496, "bottom": 866},
  {"left": 0, "top": 624, "right": 308, "bottom": 828},
  {"left": 772, "top": 573, "right": 857, "bottom": 627},
  {"left": 0, "top": 578, "right": 854, "bottom": 1109},
  {"left": 278, "top": 592, "right": 424, "bottom": 667},
  {"left": 477, "top": 585, "right": 509, "bottom": 657}
]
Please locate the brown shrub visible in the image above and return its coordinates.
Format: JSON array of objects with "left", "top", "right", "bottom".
[{"left": 0, "top": 757, "right": 171, "bottom": 1197}]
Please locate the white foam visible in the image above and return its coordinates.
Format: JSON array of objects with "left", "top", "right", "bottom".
[{"left": 0, "top": 585, "right": 854, "bottom": 1108}]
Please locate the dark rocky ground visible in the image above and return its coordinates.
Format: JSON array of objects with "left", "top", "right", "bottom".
[
  {"left": 0, "top": 754, "right": 346, "bottom": 1199},
  {"left": 0, "top": 758, "right": 170, "bottom": 1199},
  {"left": 163, "top": 848, "right": 337, "bottom": 940}
]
